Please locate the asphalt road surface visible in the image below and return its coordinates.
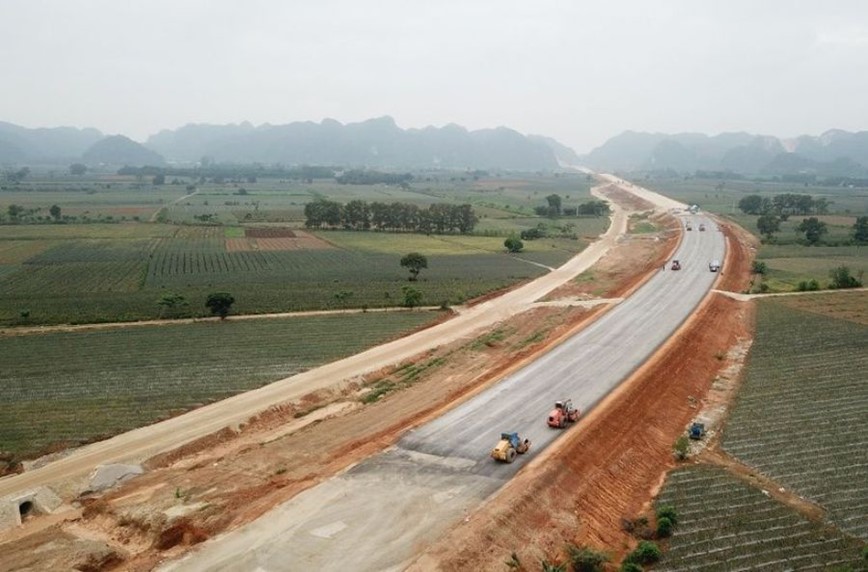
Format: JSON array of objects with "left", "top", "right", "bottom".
[{"left": 164, "top": 213, "right": 726, "bottom": 571}]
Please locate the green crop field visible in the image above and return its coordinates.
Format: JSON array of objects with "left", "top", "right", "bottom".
[
  {"left": 0, "top": 311, "right": 438, "bottom": 459},
  {"left": 722, "top": 296, "right": 868, "bottom": 540},
  {"left": 754, "top": 244, "right": 867, "bottom": 291},
  {"left": 0, "top": 173, "right": 605, "bottom": 326},
  {"left": 655, "top": 465, "right": 865, "bottom": 570}
]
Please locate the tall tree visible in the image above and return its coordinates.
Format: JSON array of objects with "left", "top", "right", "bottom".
[
  {"left": 504, "top": 236, "right": 524, "bottom": 253},
  {"left": 853, "top": 216, "right": 868, "bottom": 243},
  {"left": 738, "top": 195, "right": 764, "bottom": 215},
  {"left": 545, "top": 194, "right": 562, "bottom": 216},
  {"left": 756, "top": 213, "right": 781, "bottom": 240},
  {"left": 400, "top": 252, "right": 428, "bottom": 281},
  {"left": 796, "top": 217, "right": 827, "bottom": 245},
  {"left": 205, "top": 292, "right": 235, "bottom": 319},
  {"left": 49, "top": 204, "right": 62, "bottom": 221}
]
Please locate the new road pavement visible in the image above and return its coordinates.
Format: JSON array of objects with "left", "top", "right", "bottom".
[{"left": 163, "top": 213, "right": 726, "bottom": 571}]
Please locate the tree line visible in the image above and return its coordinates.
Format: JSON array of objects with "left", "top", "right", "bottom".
[
  {"left": 738, "top": 193, "right": 830, "bottom": 217},
  {"left": 737, "top": 192, "right": 868, "bottom": 244},
  {"left": 304, "top": 199, "right": 479, "bottom": 234},
  {"left": 533, "top": 194, "right": 611, "bottom": 218},
  {"left": 335, "top": 169, "right": 412, "bottom": 185}
]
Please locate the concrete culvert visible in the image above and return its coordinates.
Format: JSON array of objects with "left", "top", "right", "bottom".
[{"left": 18, "top": 500, "right": 34, "bottom": 517}]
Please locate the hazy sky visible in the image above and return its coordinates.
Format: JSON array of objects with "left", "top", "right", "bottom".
[{"left": 2, "top": 0, "right": 867, "bottom": 152}]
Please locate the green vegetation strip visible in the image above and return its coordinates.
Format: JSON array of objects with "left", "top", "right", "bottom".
[
  {"left": 723, "top": 298, "right": 868, "bottom": 540},
  {"left": 0, "top": 311, "right": 437, "bottom": 458},
  {"left": 656, "top": 465, "right": 864, "bottom": 571}
]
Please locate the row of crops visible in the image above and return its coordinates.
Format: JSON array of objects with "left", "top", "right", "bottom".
[
  {"left": 655, "top": 465, "right": 864, "bottom": 570},
  {"left": 0, "top": 226, "right": 565, "bottom": 325},
  {"left": 0, "top": 311, "right": 438, "bottom": 458},
  {"left": 722, "top": 298, "right": 868, "bottom": 540},
  {"left": 652, "top": 295, "right": 867, "bottom": 569}
]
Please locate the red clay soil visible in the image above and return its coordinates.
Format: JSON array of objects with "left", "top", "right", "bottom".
[
  {"left": 409, "top": 224, "right": 755, "bottom": 571},
  {"left": 715, "top": 218, "right": 759, "bottom": 293}
]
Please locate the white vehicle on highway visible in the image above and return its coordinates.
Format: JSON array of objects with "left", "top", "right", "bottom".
[{"left": 709, "top": 260, "right": 721, "bottom": 272}]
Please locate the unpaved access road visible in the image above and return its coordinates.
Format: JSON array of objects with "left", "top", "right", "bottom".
[
  {"left": 0, "top": 183, "right": 629, "bottom": 502},
  {"left": 162, "top": 195, "right": 724, "bottom": 571}
]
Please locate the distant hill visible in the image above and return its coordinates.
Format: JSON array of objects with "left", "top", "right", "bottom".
[
  {"left": 528, "top": 134, "right": 582, "bottom": 166},
  {"left": 82, "top": 135, "right": 165, "bottom": 166},
  {"left": 0, "top": 122, "right": 103, "bottom": 164},
  {"left": 582, "top": 129, "right": 868, "bottom": 177},
  {"left": 145, "top": 116, "right": 561, "bottom": 170},
  {"left": 0, "top": 117, "right": 575, "bottom": 171}
]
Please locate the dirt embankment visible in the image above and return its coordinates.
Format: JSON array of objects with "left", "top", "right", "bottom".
[{"left": 408, "top": 223, "right": 755, "bottom": 570}]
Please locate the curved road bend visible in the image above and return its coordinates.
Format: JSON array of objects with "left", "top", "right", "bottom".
[
  {"left": 1, "top": 182, "right": 630, "bottom": 501},
  {"left": 163, "top": 211, "right": 725, "bottom": 570}
]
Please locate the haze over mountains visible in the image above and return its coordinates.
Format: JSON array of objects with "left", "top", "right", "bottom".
[
  {"left": 0, "top": 117, "right": 568, "bottom": 171},
  {"left": 2, "top": 117, "right": 867, "bottom": 177},
  {"left": 581, "top": 130, "right": 868, "bottom": 177}
]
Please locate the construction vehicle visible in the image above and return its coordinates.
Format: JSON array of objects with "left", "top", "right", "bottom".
[
  {"left": 709, "top": 259, "right": 721, "bottom": 272},
  {"left": 670, "top": 259, "right": 682, "bottom": 271},
  {"left": 689, "top": 422, "right": 706, "bottom": 440},
  {"left": 547, "top": 399, "right": 581, "bottom": 428},
  {"left": 491, "top": 432, "right": 531, "bottom": 463}
]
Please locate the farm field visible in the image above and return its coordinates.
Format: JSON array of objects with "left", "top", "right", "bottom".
[
  {"left": 158, "top": 172, "right": 595, "bottom": 226},
  {"left": 0, "top": 311, "right": 439, "bottom": 460},
  {"left": 722, "top": 294, "right": 868, "bottom": 540},
  {"left": 0, "top": 173, "right": 605, "bottom": 325},
  {"left": 752, "top": 244, "right": 867, "bottom": 291},
  {"left": 635, "top": 176, "right": 867, "bottom": 291},
  {"left": 637, "top": 177, "right": 868, "bottom": 216},
  {"left": 0, "top": 224, "right": 551, "bottom": 325},
  {"left": 655, "top": 465, "right": 865, "bottom": 571}
]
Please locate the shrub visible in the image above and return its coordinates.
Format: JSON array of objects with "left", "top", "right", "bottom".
[
  {"left": 797, "top": 279, "right": 820, "bottom": 292},
  {"left": 656, "top": 505, "right": 677, "bottom": 524},
  {"left": 673, "top": 436, "right": 689, "bottom": 460},
  {"left": 624, "top": 541, "right": 661, "bottom": 566},
  {"left": 829, "top": 266, "right": 863, "bottom": 289},
  {"left": 541, "top": 560, "right": 567, "bottom": 572},
  {"left": 520, "top": 227, "right": 545, "bottom": 240},
  {"left": 505, "top": 236, "right": 524, "bottom": 253},
  {"left": 566, "top": 544, "right": 609, "bottom": 572},
  {"left": 505, "top": 551, "right": 521, "bottom": 569},
  {"left": 619, "top": 563, "right": 643, "bottom": 572},
  {"left": 656, "top": 516, "right": 673, "bottom": 538},
  {"left": 751, "top": 260, "right": 767, "bottom": 275},
  {"left": 622, "top": 516, "right": 653, "bottom": 539}
]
